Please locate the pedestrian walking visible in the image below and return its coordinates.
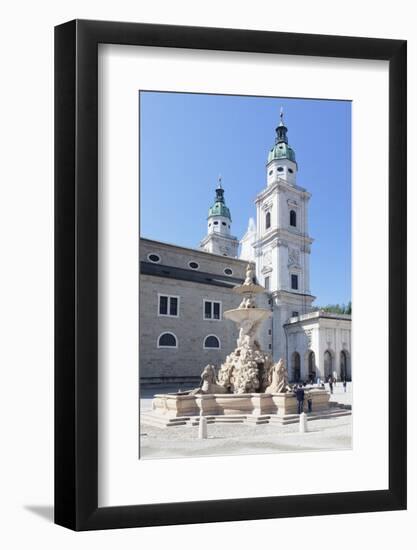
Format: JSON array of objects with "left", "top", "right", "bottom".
[
  {"left": 328, "top": 375, "right": 333, "bottom": 394},
  {"left": 295, "top": 383, "right": 305, "bottom": 415}
]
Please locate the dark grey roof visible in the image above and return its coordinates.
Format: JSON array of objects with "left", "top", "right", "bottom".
[{"left": 140, "top": 262, "right": 244, "bottom": 289}]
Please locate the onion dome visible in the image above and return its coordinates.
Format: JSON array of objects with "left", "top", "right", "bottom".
[
  {"left": 208, "top": 177, "right": 232, "bottom": 221},
  {"left": 267, "top": 108, "right": 297, "bottom": 164}
]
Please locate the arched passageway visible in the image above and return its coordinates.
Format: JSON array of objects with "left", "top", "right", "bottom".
[
  {"left": 307, "top": 350, "right": 316, "bottom": 382},
  {"left": 324, "top": 350, "right": 333, "bottom": 380},
  {"left": 291, "top": 351, "right": 301, "bottom": 382},
  {"left": 340, "top": 349, "right": 351, "bottom": 381}
]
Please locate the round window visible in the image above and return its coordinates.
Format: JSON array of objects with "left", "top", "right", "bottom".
[
  {"left": 148, "top": 253, "right": 161, "bottom": 263},
  {"left": 214, "top": 221, "right": 219, "bottom": 225},
  {"left": 224, "top": 268, "right": 233, "bottom": 276},
  {"left": 189, "top": 261, "right": 199, "bottom": 270},
  {"left": 288, "top": 168, "right": 294, "bottom": 174},
  {"left": 277, "top": 166, "right": 284, "bottom": 172}
]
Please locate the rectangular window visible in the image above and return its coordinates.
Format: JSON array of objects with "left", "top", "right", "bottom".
[
  {"left": 169, "top": 297, "right": 178, "bottom": 316},
  {"left": 159, "top": 295, "right": 168, "bottom": 315},
  {"left": 204, "top": 300, "right": 222, "bottom": 320},
  {"left": 291, "top": 274, "right": 299, "bottom": 290},
  {"left": 264, "top": 276, "right": 270, "bottom": 290},
  {"left": 292, "top": 311, "right": 299, "bottom": 318},
  {"left": 158, "top": 295, "right": 179, "bottom": 317}
]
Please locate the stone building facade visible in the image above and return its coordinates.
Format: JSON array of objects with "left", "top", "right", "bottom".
[{"left": 139, "top": 238, "right": 270, "bottom": 385}]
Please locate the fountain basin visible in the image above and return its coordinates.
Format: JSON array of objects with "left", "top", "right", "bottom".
[
  {"left": 223, "top": 307, "right": 272, "bottom": 324},
  {"left": 149, "top": 389, "right": 330, "bottom": 420}
]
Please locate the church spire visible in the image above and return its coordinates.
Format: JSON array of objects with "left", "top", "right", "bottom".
[
  {"left": 267, "top": 107, "right": 297, "bottom": 184},
  {"left": 208, "top": 176, "right": 231, "bottom": 221},
  {"left": 214, "top": 175, "right": 225, "bottom": 204},
  {"left": 275, "top": 106, "right": 288, "bottom": 144},
  {"left": 200, "top": 176, "right": 238, "bottom": 257}
]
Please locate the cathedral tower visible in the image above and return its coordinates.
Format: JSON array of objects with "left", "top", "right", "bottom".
[
  {"left": 200, "top": 178, "right": 239, "bottom": 257},
  {"left": 250, "top": 108, "right": 316, "bottom": 360}
]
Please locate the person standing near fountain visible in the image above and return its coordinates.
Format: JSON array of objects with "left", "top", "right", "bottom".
[{"left": 295, "top": 383, "right": 305, "bottom": 415}]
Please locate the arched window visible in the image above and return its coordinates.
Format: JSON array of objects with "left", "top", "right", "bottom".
[
  {"left": 265, "top": 211, "right": 271, "bottom": 230},
  {"left": 204, "top": 335, "right": 220, "bottom": 349},
  {"left": 290, "top": 209, "right": 297, "bottom": 227},
  {"left": 291, "top": 352, "right": 301, "bottom": 382},
  {"left": 340, "top": 350, "right": 351, "bottom": 381},
  {"left": 157, "top": 332, "right": 177, "bottom": 348},
  {"left": 324, "top": 350, "right": 333, "bottom": 379}
]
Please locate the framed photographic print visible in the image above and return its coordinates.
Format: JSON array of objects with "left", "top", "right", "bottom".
[{"left": 55, "top": 20, "right": 406, "bottom": 530}]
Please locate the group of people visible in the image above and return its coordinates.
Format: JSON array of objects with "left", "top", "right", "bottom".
[
  {"left": 293, "top": 382, "right": 314, "bottom": 415},
  {"left": 326, "top": 374, "right": 348, "bottom": 394},
  {"left": 292, "top": 376, "right": 349, "bottom": 415}
]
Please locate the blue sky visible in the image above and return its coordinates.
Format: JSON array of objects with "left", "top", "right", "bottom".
[{"left": 140, "top": 92, "right": 351, "bottom": 306}]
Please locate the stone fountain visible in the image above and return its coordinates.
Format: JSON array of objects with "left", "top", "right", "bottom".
[
  {"left": 145, "top": 264, "right": 334, "bottom": 427},
  {"left": 217, "top": 262, "right": 273, "bottom": 394}
]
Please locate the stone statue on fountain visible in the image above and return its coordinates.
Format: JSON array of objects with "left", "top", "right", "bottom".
[
  {"left": 189, "top": 364, "right": 227, "bottom": 395},
  {"left": 264, "top": 358, "right": 292, "bottom": 394}
]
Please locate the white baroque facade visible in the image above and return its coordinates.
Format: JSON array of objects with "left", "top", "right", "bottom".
[{"left": 285, "top": 312, "right": 352, "bottom": 382}]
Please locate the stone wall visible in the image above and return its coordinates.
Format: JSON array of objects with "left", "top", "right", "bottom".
[{"left": 139, "top": 274, "right": 244, "bottom": 384}]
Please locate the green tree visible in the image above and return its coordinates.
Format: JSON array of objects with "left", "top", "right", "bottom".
[{"left": 314, "top": 302, "right": 352, "bottom": 314}]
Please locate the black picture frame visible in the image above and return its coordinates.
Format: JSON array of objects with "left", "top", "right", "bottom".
[{"left": 55, "top": 19, "right": 407, "bottom": 531}]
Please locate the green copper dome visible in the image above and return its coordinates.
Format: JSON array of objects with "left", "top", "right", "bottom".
[
  {"left": 267, "top": 108, "right": 297, "bottom": 165},
  {"left": 208, "top": 182, "right": 232, "bottom": 221},
  {"left": 208, "top": 202, "right": 231, "bottom": 219},
  {"left": 267, "top": 141, "right": 296, "bottom": 163}
]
